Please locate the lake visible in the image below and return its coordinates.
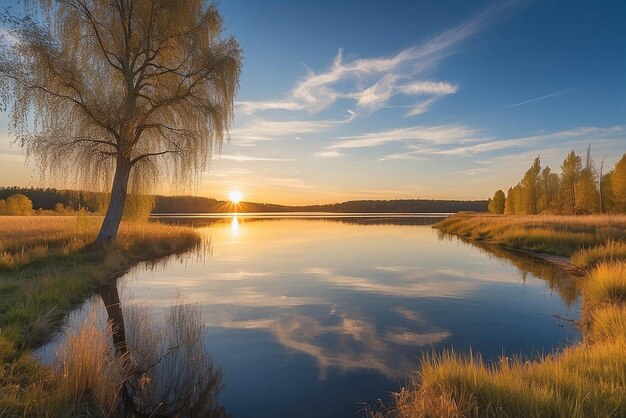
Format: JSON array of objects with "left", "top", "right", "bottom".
[{"left": 40, "top": 214, "right": 581, "bottom": 417}]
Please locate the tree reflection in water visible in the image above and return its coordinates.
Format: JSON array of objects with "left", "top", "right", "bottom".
[
  {"left": 97, "top": 283, "right": 226, "bottom": 417},
  {"left": 436, "top": 231, "right": 581, "bottom": 307}
]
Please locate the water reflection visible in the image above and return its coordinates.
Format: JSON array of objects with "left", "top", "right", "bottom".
[
  {"left": 99, "top": 285, "right": 128, "bottom": 356},
  {"left": 92, "top": 282, "right": 227, "bottom": 417},
  {"left": 436, "top": 231, "right": 581, "bottom": 306},
  {"left": 230, "top": 216, "right": 240, "bottom": 237},
  {"left": 50, "top": 217, "right": 581, "bottom": 418},
  {"left": 207, "top": 309, "right": 450, "bottom": 379}
]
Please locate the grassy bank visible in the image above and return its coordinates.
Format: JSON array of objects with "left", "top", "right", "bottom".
[
  {"left": 0, "top": 216, "right": 201, "bottom": 416},
  {"left": 377, "top": 213, "right": 626, "bottom": 417},
  {"left": 435, "top": 212, "right": 626, "bottom": 260}
]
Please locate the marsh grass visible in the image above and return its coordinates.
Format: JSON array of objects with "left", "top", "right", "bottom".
[
  {"left": 380, "top": 340, "right": 626, "bottom": 418},
  {"left": 590, "top": 305, "right": 626, "bottom": 342},
  {"left": 376, "top": 216, "right": 626, "bottom": 418},
  {"left": 572, "top": 240, "right": 626, "bottom": 268},
  {"left": 583, "top": 262, "right": 626, "bottom": 308},
  {"left": 56, "top": 311, "right": 129, "bottom": 416},
  {"left": 435, "top": 213, "right": 626, "bottom": 257},
  {"left": 0, "top": 216, "right": 201, "bottom": 416}
]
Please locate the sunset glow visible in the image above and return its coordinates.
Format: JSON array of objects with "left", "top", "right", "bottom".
[{"left": 229, "top": 191, "right": 242, "bottom": 204}]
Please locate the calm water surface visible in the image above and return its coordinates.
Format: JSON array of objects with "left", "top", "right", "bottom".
[{"left": 44, "top": 215, "right": 582, "bottom": 417}]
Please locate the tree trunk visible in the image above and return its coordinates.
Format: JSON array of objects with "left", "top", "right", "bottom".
[{"left": 96, "top": 157, "right": 132, "bottom": 247}]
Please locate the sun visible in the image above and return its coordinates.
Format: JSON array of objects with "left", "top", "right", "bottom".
[{"left": 229, "top": 190, "right": 242, "bottom": 204}]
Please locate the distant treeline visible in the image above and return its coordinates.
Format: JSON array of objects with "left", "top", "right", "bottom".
[
  {"left": 154, "top": 196, "right": 487, "bottom": 213},
  {"left": 153, "top": 195, "right": 290, "bottom": 213},
  {"left": 0, "top": 187, "right": 487, "bottom": 214},
  {"left": 0, "top": 186, "right": 102, "bottom": 212},
  {"left": 487, "top": 148, "right": 626, "bottom": 215}
]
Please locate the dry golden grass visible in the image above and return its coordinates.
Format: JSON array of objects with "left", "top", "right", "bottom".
[
  {"left": 0, "top": 215, "right": 199, "bottom": 270},
  {"left": 56, "top": 311, "right": 129, "bottom": 416},
  {"left": 590, "top": 305, "right": 626, "bottom": 342},
  {"left": 385, "top": 340, "right": 626, "bottom": 418},
  {"left": 435, "top": 213, "right": 626, "bottom": 256},
  {"left": 0, "top": 216, "right": 201, "bottom": 346},
  {"left": 584, "top": 262, "right": 626, "bottom": 307},
  {"left": 572, "top": 240, "right": 626, "bottom": 268}
]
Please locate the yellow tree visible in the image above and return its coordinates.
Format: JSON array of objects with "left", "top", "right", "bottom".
[
  {"left": 602, "top": 170, "right": 616, "bottom": 213},
  {"left": 613, "top": 154, "right": 626, "bottom": 212},
  {"left": 576, "top": 146, "right": 600, "bottom": 214},
  {"left": 560, "top": 150, "right": 582, "bottom": 214},
  {"left": 504, "top": 187, "right": 516, "bottom": 214},
  {"left": 488, "top": 189, "right": 506, "bottom": 214},
  {"left": 0, "top": 0, "right": 242, "bottom": 246},
  {"left": 521, "top": 157, "right": 541, "bottom": 214},
  {"left": 1, "top": 194, "right": 34, "bottom": 215},
  {"left": 540, "top": 166, "right": 560, "bottom": 213}
]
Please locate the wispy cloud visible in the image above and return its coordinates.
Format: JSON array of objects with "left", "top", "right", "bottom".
[
  {"left": 434, "top": 126, "right": 624, "bottom": 156},
  {"left": 217, "top": 154, "right": 292, "bottom": 162},
  {"left": 405, "top": 96, "right": 443, "bottom": 117},
  {"left": 236, "top": 100, "right": 305, "bottom": 115},
  {"left": 236, "top": 1, "right": 518, "bottom": 118},
  {"left": 231, "top": 118, "right": 346, "bottom": 145},
  {"left": 328, "top": 125, "right": 479, "bottom": 150},
  {"left": 506, "top": 88, "right": 574, "bottom": 107},
  {"left": 353, "top": 74, "right": 398, "bottom": 111},
  {"left": 313, "top": 150, "right": 343, "bottom": 158},
  {"left": 230, "top": 109, "right": 357, "bottom": 146},
  {"left": 380, "top": 125, "right": 626, "bottom": 160},
  {"left": 399, "top": 81, "right": 457, "bottom": 96}
]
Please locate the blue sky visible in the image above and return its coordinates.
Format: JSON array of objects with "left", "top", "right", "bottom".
[{"left": 0, "top": 0, "right": 625, "bottom": 204}]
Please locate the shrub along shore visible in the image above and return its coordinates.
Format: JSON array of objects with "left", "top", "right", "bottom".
[
  {"left": 0, "top": 216, "right": 201, "bottom": 416},
  {"left": 378, "top": 213, "right": 626, "bottom": 418}
]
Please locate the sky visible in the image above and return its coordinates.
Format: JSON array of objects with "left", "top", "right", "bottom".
[{"left": 0, "top": 0, "right": 625, "bottom": 205}]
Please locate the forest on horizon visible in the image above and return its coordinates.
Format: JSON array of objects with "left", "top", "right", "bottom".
[{"left": 0, "top": 186, "right": 488, "bottom": 214}]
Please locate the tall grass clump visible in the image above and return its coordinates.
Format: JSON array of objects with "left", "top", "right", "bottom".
[
  {"left": 589, "top": 305, "right": 626, "bottom": 342},
  {"left": 572, "top": 240, "right": 626, "bottom": 268},
  {"left": 122, "top": 302, "right": 226, "bottom": 417},
  {"left": 584, "top": 262, "right": 626, "bottom": 307},
  {"left": 56, "top": 311, "right": 130, "bottom": 416}
]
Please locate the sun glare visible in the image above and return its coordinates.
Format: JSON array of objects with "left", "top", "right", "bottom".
[
  {"left": 229, "top": 190, "right": 242, "bottom": 204},
  {"left": 230, "top": 216, "right": 240, "bottom": 236}
]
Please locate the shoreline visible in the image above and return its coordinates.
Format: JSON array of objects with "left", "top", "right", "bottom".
[
  {"left": 380, "top": 213, "right": 626, "bottom": 418},
  {"left": 0, "top": 217, "right": 202, "bottom": 416}
]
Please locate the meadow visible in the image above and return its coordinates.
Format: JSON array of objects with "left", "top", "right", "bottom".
[
  {"left": 0, "top": 215, "right": 201, "bottom": 416},
  {"left": 377, "top": 213, "right": 626, "bottom": 418}
]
